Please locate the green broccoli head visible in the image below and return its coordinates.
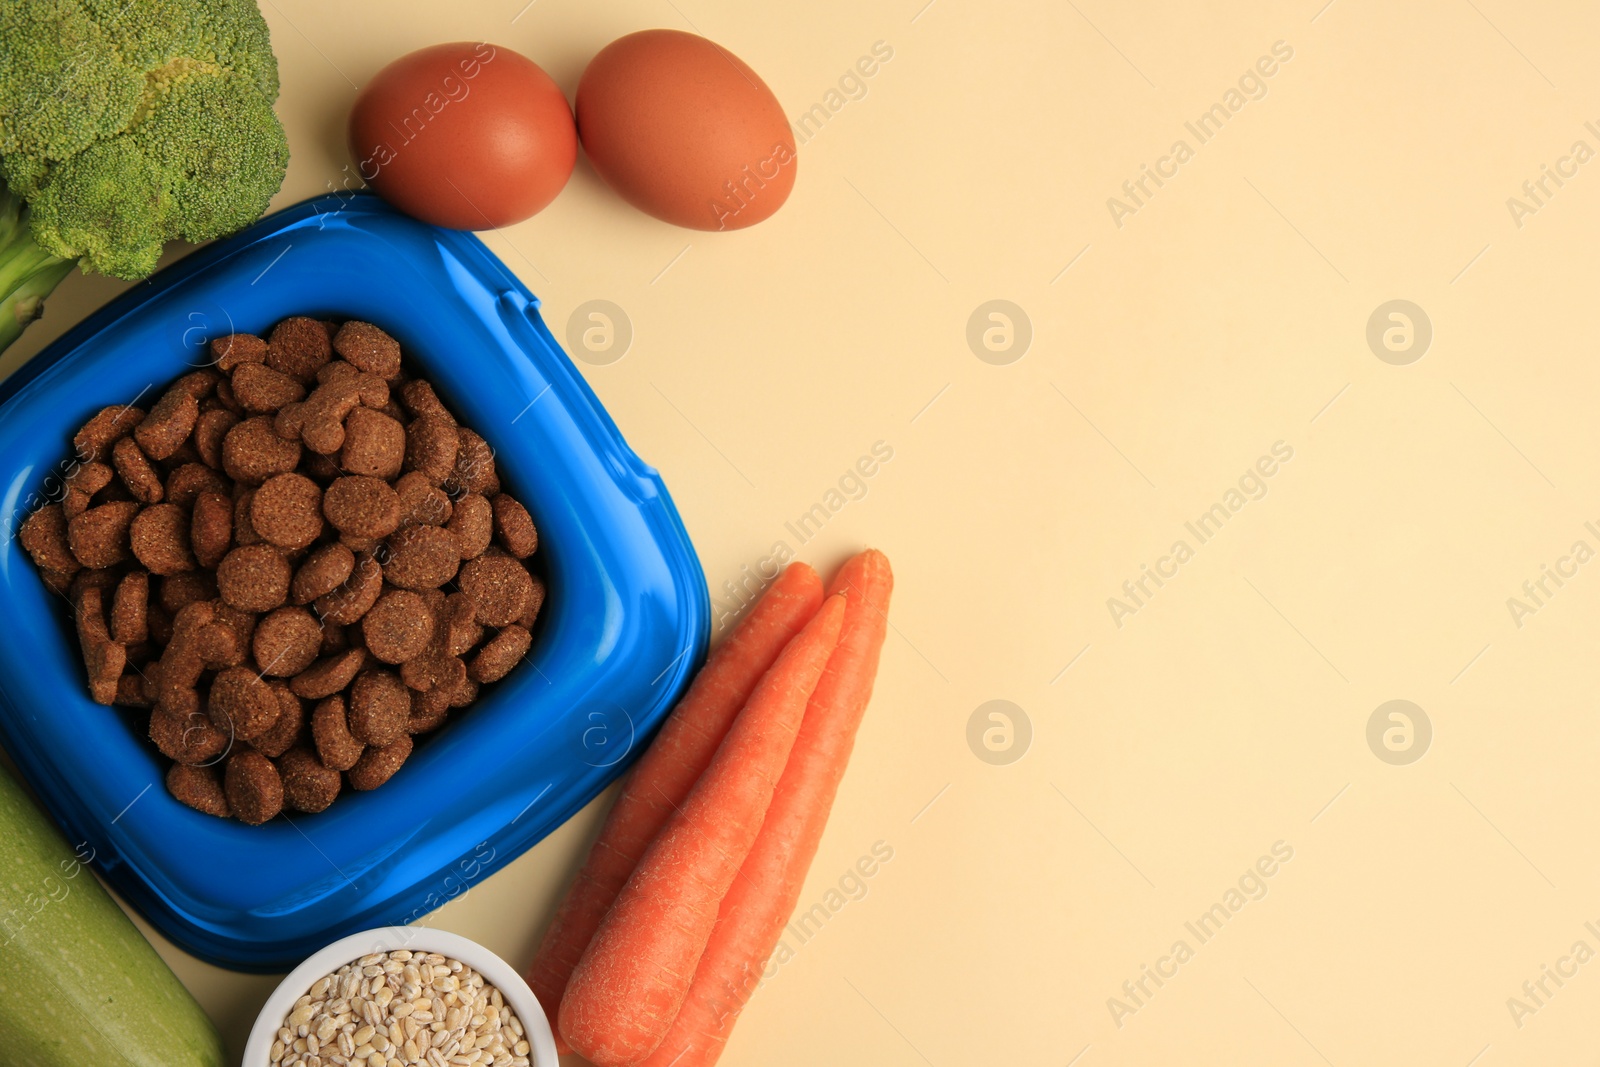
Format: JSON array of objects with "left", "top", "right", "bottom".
[{"left": 0, "top": 0, "right": 289, "bottom": 279}]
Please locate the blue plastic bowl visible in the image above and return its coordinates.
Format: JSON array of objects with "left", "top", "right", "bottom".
[{"left": 0, "top": 193, "right": 708, "bottom": 971}]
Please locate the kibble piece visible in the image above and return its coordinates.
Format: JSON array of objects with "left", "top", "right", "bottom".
[
  {"left": 209, "top": 665, "right": 282, "bottom": 741},
  {"left": 267, "top": 316, "right": 333, "bottom": 382},
  {"left": 111, "top": 436, "right": 163, "bottom": 503},
  {"left": 490, "top": 494, "right": 538, "bottom": 558},
  {"left": 133, "top": 387, "right": 199, "bottom": 460},
  {"left": 340, "top": 407, "right": 406, "bottom": 479},
  {"left": 361, "top": 589, "right": 434, "bottom": 664},
  {"left": 458, "top": 555, "right": 534, "bottom": 626},
  {"left": 216, "top": 543, "right": 292, "bottom": 612},
  {"left": 190, "top": 490, "right": 233, "bottom": 568},
  {"left": 292, "top": 542, "right": 355, "bottom": 604},
  {"left": 74, "top": 586, "right": 125, "bottom": 705},
  {"left": 67, "top": 500, "right": 140, "bottom": 568},
  {"left": 251, "top": 473, "right": 324, "bottom": 550},
  {"left": 404, "top": 415, "right": 458, "bottom": 486},
  {"left": 400, "top": 652, "right": 466, "bottom": 695},
  {"left": 225, "top": 749, "right": 283, "bottom": 825},
  {"left": 469, "top": 625, "right": 531, "bottom": 683},
  {"left": 333, "top": 321, "right": 402, "bottom": 379},
  {"left": 222, "top": 415, "right": 302, "bottom": 485},
  {"left": 447, "top": 674, "right": 479, "bottom": 708},
  {"left": 172, "top": 368, "right": 222, "bottom": 400},
  {"left": 314, "top": 552, "right": 383, "bottom": 624},
  {"left": 451, "top": 428, "right": 498, "bottom": 494},
  {"left": 311, "top": 695, "right": 364, "bottom": 770},
  {"left": 253, "top": 683, "right": 308, "bottom": 758},
  {"left": 447, "top": 493, "right": 493, "bottom": 560},
  {"left": 158, "top": 572, "right": 218, "bottom": 615},
  {"left": 165, "top": 462, "right": 230, "bottom": 508},
  {"left": 383, "top": 525, "right": 460, "bottom": 591},
  {"left": 73, "top": 405, "right": 145, "bottom": 462},
  {"left": 148, "top": 703, "right": 228, "bottom": 765},
  {"left": 193, "top": 409, "right": 240, "bottom": 469},
  {"left": 254, "top": 606, "right": 324, "bottom": 676},
  {"left": 440, "top": 593, "right": 483, "bottom": 657},
  {"left": 231, "top": 362, "right": 307, "bottom": 413},
  {"left": 212, "top": 377, "right": 243, "bottom": 414},
  {"left": 323, "top": 475, "right": 401, "bottom": 539},
  {"left": 408, "top": 683, "right": 451, "bottom": 731},
  {"left": 278, "top": 746, "right": 342, "bottom": 813},
  {"left": 348, "top": 669, "right": 411, "bottom": 746},
  {"left": 129, "top": 503, "right": 196, "bottom": 575},
  {"left": 166, "top": 762, "right": 231, "bottom": 818},
  {"left": 289, "top": 646, "right": 367, "bottom": 699},
  {"left": 398, "top": 379, "right": 454, "bottom": 424},
  {"left": 232, "top": 489, "right": 262, "bottom": 545},
  {"left": 19, "top": 503, "right": 80, "bottom": 574},
  {"left": 518, "top": 574, "right": 547, "bottom": 630},
  {"left": 210, "top": 332, "right": 267, "bottom": 372},
  {"left": 66, "top": 459, "right": 115, "bottom": 498},
  {"left": 115, "top": 671, "right": 153, "bottom": 707},
  {"left": 110, "top": 571, "right": 149, "bottom": 644},
  {"left": 347, "top": 734, "right": 412, "bottom": 791},
  {"left": 395, "top": 471, "right": 452, "bottom": 527}
]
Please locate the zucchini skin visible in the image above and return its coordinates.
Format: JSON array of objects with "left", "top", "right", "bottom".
[{"left": 0, "top": 766, "right": 225, "bottom": 1067}]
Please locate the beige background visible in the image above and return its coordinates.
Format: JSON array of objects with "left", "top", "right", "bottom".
[{"left": 10, "top": 0, "right": 1600, "bottom": 1063}]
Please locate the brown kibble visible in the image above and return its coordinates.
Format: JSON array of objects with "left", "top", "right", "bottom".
[
  {"left": 441, "top": 593, "right": 483, "bottom": 657},
  {"left": 490, "top": 494, "right": 537, "bottom": 558},
  {"left": 67, "top": 500, "right": 140, "bottom": 568},
  {"left": 469, "top": 625, "right": 531, "bottom": 683},
  {"left": 450, "top": 428, "right": 498, "bottom": 494},
  {"left": 290, "top": 543, "right": 355, "bottom": 605},
  {"left": 66, "top": 459, "right": 114, "bottom": 496},
  {"left": 289, "top": 646, "right": 366, "bottom": 699},
  {"left": 133, "top": 387, "right": 199, "bottom": 460},
  {"left": 347, "top": 734, "right": 412, "bottom": 791},
  {"left": 193, "top": 409, "right": 240, "bottom": 469},
  {"left": 348, "top": 669, "right": 410, "bottom": 746},
  {"left": 395, "top": 471, "right": 452, "bottom": 527},
  {"left": 116, "top": 671, "right": 154, "bottom": 707},
  {"left": 232, "top": 489, "right": 262, "bottom": 546},
  {"left": 216, "top": 543, "right": 291, "bottom": 612},
  {"left": 210, "top": 332, "right": 267, "bottom": 372},
  {"left": 60, "top": 490, "right": 91, "bottom": 521},
  {"left": 110, "top": 571, "right": 149, "bottom": 644},
  {"left": 165, "top": 462, "right": 230, "bottom": 508},
  {"left": 250, "top": 473, "right": 324, "bottom": 550},
  {"left": 149, "top": 699, "right": 228, "bottom": 763},
  {"left": 361, "top": 589, "right": 434, "bottom": 664},
  {"left": 458, "top": 555, "right": 533, "bottom": 626},
  {"left": 222, "top": 416, "right": 302, "bottom": 485},
  {"left": 318, "top": 622, "right": 349, "bottom": 656},
  {"left": 167, "top": 763, "right": 230, "bottom": 818},
  {"left": 447, "top": 493, "right": 493, "bottom": 560},
  {"left": 19, "top": 504, "right": 79, "bottom": 574},
  {"left": 190, "top": 491, "right": 233, "bottom": 568},
  {"left": 158, "top": 572, "right": 217, "bottom": 615},
  {"left": 323, "top": 475, "right": 400, "bottom": 539},
  {"left": 231, "top": 362, "right": 307, "bottom": 413},
  {"left": 403, "top": 416, "right": 458, "bottom": 486},
  {"left": 225, "top": 749, "right": 283, "bottom": 825},
  {"left": 518, "top": 574, "right": 546, "bottom": 630},
  {"left": 398, "top": 379, "right": 454, "bottom": 424},
  {"left": 311, "top": 695, "right": 364, "bottom": 770},
  {"left": 408, "top": 687, "right": 450, "bottom": 734},
  {"left": 340, "top": 408, "right": 405, "bottom": 479},
  {"left": 400, "top": 652, "right": 466, "bottom": 695},
  {"left": 267, "top": 316, "right": 332, "bottom": 382},
  {"left": 173, "top": 369, "right": 222, "bottom": 401},
  {"left": 383, "top": 525, "right": 460, "bottom": 591},
  {"left": 208, "top": 665, "right": 281, "bottom": 741},
  {"left": 314, "top": 552, "right": 382, "bottom": 624},
  {"left": 253, "top": 606, "right": 323, "bottom": 677},
  {"left": 333, "top": 321, "right": 402, "bottom": 379},
  {"left": 73, "top": 405, "right": 145, "bottom": 463},
  {"left": 129, "top": 503, "right": 195, "bottom": 575},
  {"left": 447, "top": 674, "right": 479, "bottom": 709},
  {"left": 278, "top": 746, "right": 341, "bottom": 813},
  {"left": 110, "top": 437, "right": 163, "bottom": 503},
  {"left": 73, "top": 586, "right": 125, "bottom": 705},
  {"left": 253, "top": 683, "right": 308, "bottom": 758}
]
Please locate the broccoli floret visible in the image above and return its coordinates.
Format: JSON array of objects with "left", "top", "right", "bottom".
[{"left": 0, "top": 0, "right": 288, "bottom": 349}]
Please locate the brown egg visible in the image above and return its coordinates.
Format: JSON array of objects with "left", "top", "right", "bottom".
[{"left": 576, "top": 30, "right": 796, "bottom": 231}]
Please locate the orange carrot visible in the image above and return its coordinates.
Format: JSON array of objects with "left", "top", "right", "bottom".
[
  {"left": 560, "top": 594, "right": 848, "bottom": 1067},
  {"left": 528, "top": 563, "right": 823, "bottom": 1048},
  {"left": 638, "top": 549, "right": 893, "bottom": 1067}
]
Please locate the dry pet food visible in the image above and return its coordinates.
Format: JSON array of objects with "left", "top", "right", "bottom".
[
  {"left": 17, "top": 317, "right": 546, "bottom": 824},
  {"left": 269, "top": 950, "right": 533, "bottom": 1067}
]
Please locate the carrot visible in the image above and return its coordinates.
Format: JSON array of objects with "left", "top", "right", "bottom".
[
  {"left": 560, "top": 593, "right": 848, "bottom": 1067},
  {"left": 638, "top": 549, "right": 893, "bottom": 1067},
  {"left": 528, "top": 563, "right": 823, "bottom": 1049}
]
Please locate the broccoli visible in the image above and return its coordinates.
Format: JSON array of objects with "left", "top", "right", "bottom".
[{"left": 0, "top": 0, "right": 289, "bottom": 351}]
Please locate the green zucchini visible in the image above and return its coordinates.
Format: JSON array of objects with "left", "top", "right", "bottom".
[{"left": 0, "top": 765, "right": 225, "bottom": 1067}]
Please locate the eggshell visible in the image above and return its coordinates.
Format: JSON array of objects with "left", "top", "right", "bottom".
[{"left": 576, "top": 30, "right": 797, "bottom": 231}]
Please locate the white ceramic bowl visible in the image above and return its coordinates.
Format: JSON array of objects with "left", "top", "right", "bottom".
[{"left": 242, "top": 927, "right": 558, "bottom": 1067}]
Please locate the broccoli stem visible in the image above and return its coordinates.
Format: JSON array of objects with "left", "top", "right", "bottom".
[{"left": 0, "top": 182, "right": 77, "bottom": 354}]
